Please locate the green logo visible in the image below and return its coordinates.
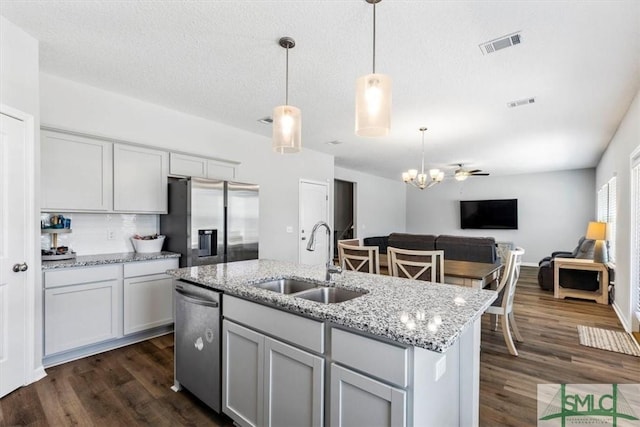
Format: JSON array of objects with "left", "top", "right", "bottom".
[{"left": 538, "top": 384, "right": 640, "bottom": 427}]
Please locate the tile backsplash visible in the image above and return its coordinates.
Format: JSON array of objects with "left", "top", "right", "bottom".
[{"left": 41, "top": 213, "right": 159, "bottom": 255}]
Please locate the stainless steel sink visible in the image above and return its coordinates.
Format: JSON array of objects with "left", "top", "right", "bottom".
[
  {"left": 294, "top": 287, "right": 368, "bottom": 304},
  {"left": 251, "top": 278, "right": 319, "bottom": 294}
]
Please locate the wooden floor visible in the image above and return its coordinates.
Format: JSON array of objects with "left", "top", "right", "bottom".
[{"left": 1, "top": 266, "right": 638, "bottom": 426}]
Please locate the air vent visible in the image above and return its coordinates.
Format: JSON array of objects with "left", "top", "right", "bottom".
[
  {"left": 326, "top": 140, "right": 344, "bottom": 145},
  {"left": 257, "top": 116, "right": 273, "bottom": 124},
  {"left": 480, "top": 32, "right": 522, "bottom": 55},
  {"left": 507, "top": 97, "right": 536, "bottom": 108}
]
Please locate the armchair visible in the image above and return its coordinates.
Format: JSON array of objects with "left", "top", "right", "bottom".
[{"left": 537, "top": 237, "right": 600, "bottom": 292}]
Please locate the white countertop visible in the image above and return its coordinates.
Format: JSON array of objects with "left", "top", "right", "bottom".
[{"left": 168, "top": 259, "right": 497, "bottom": 352}]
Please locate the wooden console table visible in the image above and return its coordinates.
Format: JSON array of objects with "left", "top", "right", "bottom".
[{"left": 553, "top": 258, "right": 608, "bottom": 304}]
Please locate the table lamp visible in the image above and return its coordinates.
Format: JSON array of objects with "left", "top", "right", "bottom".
[{"left": 586, "top": 221, "right": 608, "bottom": 263}]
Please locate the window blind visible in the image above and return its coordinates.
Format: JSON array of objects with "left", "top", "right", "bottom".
[
  {"left": 632, "top": 159, "right": 640, "bottom": 313},
  {"left": 597, "top": 185, "right": 608, "bottom": 222},
  {"left": 607, "top": 177, "right": 617, "bottom": 262}
]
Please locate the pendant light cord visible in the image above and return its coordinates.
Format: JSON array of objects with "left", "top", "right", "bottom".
[
  {"left": 420, "top": 130, "right": 425, "bottom": 175},
  {"left": 372, "top": 1, "right": 376, "bottom": 74},
  {"left": 285, "top": 45, "right": 289, "bottom": 105}
]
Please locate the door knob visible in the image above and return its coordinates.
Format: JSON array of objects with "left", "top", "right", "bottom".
[{"left": 12, "top": 263, "right": 28, "bottom": 272}]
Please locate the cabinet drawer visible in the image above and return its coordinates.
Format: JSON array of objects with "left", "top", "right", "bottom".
[
  {"left": 223, "top": 296, "right": 324, "bottom": 354},
  {"left": 123, "top": 258, "right": 178, "bottom": 278},
  {"left": 332, "top": 328, "right": 409, "bottom": 388},
  {"left": 44, "top": 264, "right": 121, "bottom": 288}
]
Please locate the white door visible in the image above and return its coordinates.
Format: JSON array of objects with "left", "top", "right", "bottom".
[
  {"left": 299, "top": 180, "right": 329, "bottom": 265},
  {"left": 0, "top": 112, "right": 29, "bottom": 397}
]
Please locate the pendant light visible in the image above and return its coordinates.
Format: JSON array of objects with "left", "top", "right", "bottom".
[
  {"left": 402, "top": 128, "right": 443, "bottom": 190},
  {"left": 273, "top": 37, "right": 301, "bottom": 153},
  {"left": 355, "top": 0, "right": 391, "bottom": 137}
]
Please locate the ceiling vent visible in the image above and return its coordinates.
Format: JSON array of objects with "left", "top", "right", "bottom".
[
  {"left": 257, "top": 116, "right": 273, "bottom": 124},
  {"left": 507, "top": 97, "right": 536, "bottom": 108},
  {"left": 326, "top": 140, "right": 344, "bottom": 145},
  {"left": 480, "top": 32, "right": 522, "bottom": 55}
]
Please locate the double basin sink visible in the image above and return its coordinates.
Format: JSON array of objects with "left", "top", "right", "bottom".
[{"left": 251, "top": 278, "right": 367, "bottom": 304}]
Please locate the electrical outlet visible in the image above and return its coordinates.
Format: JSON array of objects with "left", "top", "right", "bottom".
[
  {"left": 107, "top": 229, "right": 115, "bottom": 240},
  {"left": 286, "top": 226, "right": 293, "bottom": 233}
]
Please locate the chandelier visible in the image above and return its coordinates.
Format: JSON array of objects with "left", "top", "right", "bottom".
[{"left": 402, "top": 127, "right": 444, "bottom": 190}]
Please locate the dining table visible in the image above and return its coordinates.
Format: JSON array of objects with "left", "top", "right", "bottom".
[{"left": 443, "top": 259, "right": 503, "bottom": 289}]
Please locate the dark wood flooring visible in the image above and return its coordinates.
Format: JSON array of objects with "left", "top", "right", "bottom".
[{"left": 1, "top": 266, "right": 638, "bottom": 426}]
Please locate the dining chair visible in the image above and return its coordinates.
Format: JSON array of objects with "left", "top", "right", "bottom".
[
  {"left": 387, "top": 247, "right": 445, "bottom": 283},
  {"left": 338, "top": 241, "right": 380, "bottom": 274},
  {"left": 337, "top": 238, "right": 360, "bottom": 268},
  {"left": 485, "top": 247, "right": 525, "bottom": 356}
]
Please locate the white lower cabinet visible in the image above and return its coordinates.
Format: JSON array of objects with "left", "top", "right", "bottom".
[
  {"left": 44, "top": 265, "right": 121, "bottom": 356},
  {"left": 330, "top": 364, "right": 407, "bottom": 427},
  {"left": 123, "top": 274, "right": 174, "bottom": 334},
  {"left": 222, "top": 320, "right": 324, "bottom": 427},
  {"left": 123, "top": 258, "right": 178, "bottom": 335},
  {"left": 223, "top": 321, "right": 264, "bottom": 427}
]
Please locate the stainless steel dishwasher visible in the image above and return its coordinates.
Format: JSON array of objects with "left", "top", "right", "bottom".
[{"left": 173, "top": 280, "right": 221, "bottom": 413}]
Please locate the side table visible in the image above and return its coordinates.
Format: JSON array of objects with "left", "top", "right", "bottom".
[{"left": 554, "top": 258, "right": 608, "bottom": 304}]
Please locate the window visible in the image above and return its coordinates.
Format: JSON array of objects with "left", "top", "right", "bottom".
[
  {"left": 632, "top": 152, "right": 640, "bottom": 316},
  {"left": 596, "top": 177, "right": 617, "bottom": 263}
]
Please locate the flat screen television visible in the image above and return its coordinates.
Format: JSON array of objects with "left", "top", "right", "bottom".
[{"left": 460, "top": 199, "right": 518, "bottom": 230}]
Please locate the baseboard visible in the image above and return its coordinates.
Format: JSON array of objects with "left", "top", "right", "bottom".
[
  {"left": 30, "top": 366, "right": 47, "bottom": 383},
  {"left": 522, "top": 262, "right": 538, "bottom": 267},
  {"left": 43, "top": 325, "right": 173, "bottom": 368},
  {"left": 612, "top": 301, "right": 631, "bottom": 332}
]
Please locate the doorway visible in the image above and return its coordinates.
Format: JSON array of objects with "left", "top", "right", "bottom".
[
  {"left": 299, "top": 180, "right": 329, "bottom": 265},
  {"left": 0, "top": 106, "right": 38, "bottom": 397},
  {"left": 333, "top": 179, "right": 355, "bottom": 258}
]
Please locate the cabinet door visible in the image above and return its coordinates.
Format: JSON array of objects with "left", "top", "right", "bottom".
[
  {"left": 123, "top": 274, "right": 174, "bottom": 335},
  {"left": 169, "top": 153, "right": 207, "bottom": 178},
  {"left": 330, "top": 364, "right": 406, "bottom": 427},
  {"left": 41, "top": 130, "right": 113, "bottom": 211},
  {"left": 207, "top": 159, "right": 236, "bottom": 180},
  {"left": 223, "top": 320, "right": 264, "bottom": 427},
  {"left": 45, "top": 279, "right": 119, "bottom": 355},
  {"left": 113, "top": 144, "right": 168, "bottom": 213},
  {"left": 264, "top": 337, "right": 324, "bottom": 427}
]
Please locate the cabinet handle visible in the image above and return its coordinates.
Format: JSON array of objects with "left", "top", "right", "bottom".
[{"left": 175, "top": 288, "right": 219, "bottom": 308}]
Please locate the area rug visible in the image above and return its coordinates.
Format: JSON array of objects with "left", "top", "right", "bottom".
[{"left": 577, "top": 325, "right": 640, "bottom": 357}]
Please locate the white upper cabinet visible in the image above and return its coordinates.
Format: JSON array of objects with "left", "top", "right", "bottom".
[
  {"left": 169, "top": 153, "right": 207, "bottom": 178},
  {"left": 114, "top": 143, "right": 169, "bottom": 213},
  {"left": 169, "top": 152, "right": 237, "bottom": 180},
  {"left": 41, "top": 130, "right": 113, "bottom": 212}
]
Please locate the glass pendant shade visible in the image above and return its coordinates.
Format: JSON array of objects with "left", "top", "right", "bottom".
[
  {"left": 408, "top": 169, "right": 418, "bottom": 180},
  {"left": 402, "top": 172, "right": 410, "bottom": 182},
  {"left": 355, "top": 73, "right": 392, "bottom": 137},
  {"left": 272, "top": 105, "right": 301, "bottom": 153},
  {"left": 454, "top": 172, "right": 468, "bottom": 181}
]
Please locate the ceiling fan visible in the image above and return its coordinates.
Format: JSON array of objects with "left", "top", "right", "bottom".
[{"left": 453, "top": 164, "right": 490, "bottom": 181}]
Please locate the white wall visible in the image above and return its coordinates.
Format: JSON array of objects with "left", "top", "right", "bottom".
[
  {"left": 0, "top": 15, "right": 43, "bottom": 381},
  {"left": 596, "top": 88, "right": 640, "bottom": 332},
  {"left": 40, "top": 73, "right": 334, "bottom": 262},
  {"left": 405, "top": 169, "right": 595, "bottom": 265},
  {"left": 334, "top": 166, "right": 407, "bottom": 239}
]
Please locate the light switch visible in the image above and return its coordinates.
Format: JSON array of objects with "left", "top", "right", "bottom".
[{"left": 286, "top": 226, "right": 293, "bottom": 233}]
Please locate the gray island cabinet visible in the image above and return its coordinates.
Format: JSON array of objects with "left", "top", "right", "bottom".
[{"left": 168, "top": 259, "right": 497, "bottom": 427}]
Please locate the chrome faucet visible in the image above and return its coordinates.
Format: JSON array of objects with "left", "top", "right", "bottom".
[{"left": 306, "top": 221, "right": 342, "bottom": 281}]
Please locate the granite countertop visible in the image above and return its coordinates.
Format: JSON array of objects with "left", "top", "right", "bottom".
[
  {"left": 42, "top": 251, "right": 181, "bottom": 270},
  {"left": 168, "top": 259, "right": 497, "bottom": 353}
]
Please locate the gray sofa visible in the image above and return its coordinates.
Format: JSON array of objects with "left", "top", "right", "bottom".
[{"left": 363, "top": 233, "right": 497, "bottom": 267}]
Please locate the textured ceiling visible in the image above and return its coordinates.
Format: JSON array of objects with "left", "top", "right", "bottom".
[{"left": 2, "top": 0, "right": 639, "bottom": 179}]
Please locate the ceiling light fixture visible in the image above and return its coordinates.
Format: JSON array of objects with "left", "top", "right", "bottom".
[
  {"left": 273, "top": 36, "right": 301, "bottom": 153},
  {"left": 402, "top": 128, "right": 443, "bottom": 190},
  {"left": 355, "top": 0, "right": 391, "bottom": 137}
]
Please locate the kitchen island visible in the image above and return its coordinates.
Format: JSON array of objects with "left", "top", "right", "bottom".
[{"left": 168, "top": 259, "right": 497, "bottom": 427}]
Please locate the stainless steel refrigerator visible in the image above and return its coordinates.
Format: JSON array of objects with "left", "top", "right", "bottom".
[{"left": 160, "top": 177, "right": 259, "bottom": 267}]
